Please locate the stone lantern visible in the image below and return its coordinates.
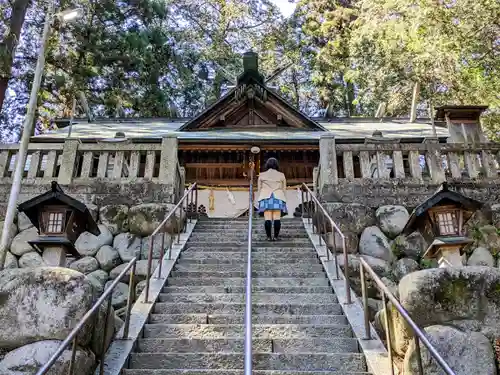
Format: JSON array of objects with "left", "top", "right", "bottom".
[
  {"left": 18, "top": 181, "right": 100, "bottom": 266},
  {"left": 402, "top": 182, "right": 482, "bottom": 268}
]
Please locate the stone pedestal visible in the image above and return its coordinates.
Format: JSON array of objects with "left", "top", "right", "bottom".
[
  {"left": 42, "top": 246, "right": 67, "bottom": 267},
  {"left": 436, "top": 248, "right": 462, "bottom": 268}
]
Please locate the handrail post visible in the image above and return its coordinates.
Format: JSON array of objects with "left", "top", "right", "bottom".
[
  {"left": 360, "top": 264, "right": 371, "bottom": 340},
  {"left": 343, "top": 234, "right": 352, "bottom": 304},
  {"left": 144, "top": 234, "right": 154, "bottom": 303},
  {"left": 123, "top": 259, "right": 137, "bottom": 339},
  {"left": 382, "top": 293, "right": 396, "bottom": 375},
  {"left": 244, "top": 168, "right": 254, "bottom": 375}
]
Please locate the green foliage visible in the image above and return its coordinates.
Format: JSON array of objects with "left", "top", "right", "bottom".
[{"left": 419, "top": 258, "right": 435, "bottom": 269}]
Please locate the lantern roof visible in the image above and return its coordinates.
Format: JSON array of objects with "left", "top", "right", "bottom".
[
  {"left": 403, "top": 183, "right": 482, "bottom": 234},
  {"left": 18, "top": 181, "right": 100, "bottom": 236}
]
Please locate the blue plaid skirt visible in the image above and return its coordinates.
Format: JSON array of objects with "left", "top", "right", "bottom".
[{"left": 258, "top": 193, "right": 288, "bottom": 214}]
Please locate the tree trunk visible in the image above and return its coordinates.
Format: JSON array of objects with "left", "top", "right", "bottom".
[{"left": 0, "top": 0, "right": 31, "bottom": 112}]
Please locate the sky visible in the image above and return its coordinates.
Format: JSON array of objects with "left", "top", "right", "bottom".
[{"left": 271, "top": 0, "right": 296, "bottom": 17}]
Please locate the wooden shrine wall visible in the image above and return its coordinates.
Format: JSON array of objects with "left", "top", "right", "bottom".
[{"left": 178, "top": 144, "right": 319, "bottom": 187}]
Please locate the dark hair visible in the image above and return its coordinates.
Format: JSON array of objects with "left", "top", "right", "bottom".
[{"left": 264, "top": 157, "right": 279, "bottom": 171}]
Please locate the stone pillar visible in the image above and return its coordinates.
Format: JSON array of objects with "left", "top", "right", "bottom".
[
  {"left": 464, "top": 152, "right": 479, "bottom": 178},
  {"left": 424, "top": 138, "right": 446, "bottom": 184},
  {"left": 42, "top": 246, "right": 66, "bottom": 267},
  {"left": 343, "top": 151, "right": 354, "bottom": 180},
  {"left": 437, "top": 248, "right": 462, "bottom": 268},
  {"left": 159, "top": 135, "right": 179, "bottom": 202},
  {"left": 408, "top": 150, "right": 422, "bottom": 180},
  {"left": 58, "top": 139, "right": 80, "bottom": 185},
  {"left": 393, "top": 151, "right": 405, "bottom": 178},
  {"left": 319, "top": 134, "right": 338, "bottom": 196},
  {"left": 481, "top": 150, "right": 497, "bottom": 178}
]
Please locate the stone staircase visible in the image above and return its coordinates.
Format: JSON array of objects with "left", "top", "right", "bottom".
[{"left": 122, "top": 218, "right": 370, "bottom": 375}]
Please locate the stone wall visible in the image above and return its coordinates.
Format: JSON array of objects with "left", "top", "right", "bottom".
[{"left": 318, "top": 134, "right": 500, "bottom": 207}]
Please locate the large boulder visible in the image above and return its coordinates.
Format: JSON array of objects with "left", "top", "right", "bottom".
[
  {"left": 386, "top": 267, "right": 500, "bottom": 356},
  {"left": 404, "top": 325, "right": 496, "bottom": 375},
  {"left": 105, "top": 281, "right": 129, "bottom": 309},
  {"left": 465, "top": 209, "right": 492, "bottom": 235},
  {"left": 336, "top": 254, "right": 391, "bottom": 299},
  {"left": 475, "top": 225, "right": 500, "bottom": 254},
  {"left": 10, "top": 227, "right": 38, "bottom": 256},
  {"left": 376, "top": 205, "right": 409, "bottom": 239},
  {"left": 90, "top": 303, "right": 115, "bottom": 355},
  {"left": 467, "top": 247, "right": 495, "bottom": 267},
  {"left": 0, "top": 267, "right": 95, "bottom": 349},
  {"left": 69, "top": 257, "right": 100, "bottom": 274},
  {"left": 19, "top": 252, "right": 44, "bottom": 268},
  {"left": 319, "top": 203, "right": 376, "bottom": 235},
  {"left": 128, "top": 203, "right": 180, "bottom": 237},
  {"left": 393, "top": 258, "right": 420, "bottom": 281},
  {"left": 113, "top": 233, "right": 141, "bottom": 262},
  {"left": 96, "top": 245, "right": 122, "bottom": 271},
  {"left": 99, "top": 204, "right": 129, "bottom": 235},
  {"left": 86, "top": 203, "right": 99, "bottom": 222},
  {"left": 359, "top": 226, "right": 392, "bottom": 261},
  {"left": 0, "top": 340, "right": 95, "bottom": 375},
  {"left": 0, "top": 220, "right": 18, "bottom": 249},
  {"left": 322, "top": 231, "right": 359, "bottom": 254},
  {"left": 141, "top": 234, "right": 173, "bottom": 260},
  {"left": 491, "top": 204, "right": 500, "bottom": 228},
  {"left": 391, "top": 232, "right": 428, "bottom": 260},
  {"left": 86, "top": 269, "right": 109, "bottom": 296},
  {"left": 16, "top": 212, "right": 33, "bottom": 232},
  {"left": 3, "top": 252, "right": 18, "bottom": 269},
  {"left": 75, "top": 224, "right": 113, "bottom": 257},
  {"left": 109, "top": 259, "right": 159, "bottom": 283}
]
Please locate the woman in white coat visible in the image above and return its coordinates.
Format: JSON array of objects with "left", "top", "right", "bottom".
[{"left": 257, "top": 157, "right": 287, "bottom": 240}]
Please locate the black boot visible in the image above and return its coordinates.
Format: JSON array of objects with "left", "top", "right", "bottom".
[
  {"left": 264, "top": 220, "right": 272, "bottom": 240},
  {"left": 273, "top": 220, "right": 281, "bottom": 240}
]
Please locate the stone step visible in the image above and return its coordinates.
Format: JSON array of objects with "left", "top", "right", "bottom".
[
  {"left": 162, "top": 286, "right": 332, "bottom": 294},
  {"left": 191, "top": 229, "right": 307, "bottom": 236},
  {"left": 135, "top": 337, "right": 358, "bottom": 353},
  {"left": 165, "top": 277, "right": 330, "bottom": 287},
  {"left": 153, "top": 303, "right": 343, "bottom": 315},
  {"left": 128, "top": 353, "right": 366, "bottom": 372},
  {"left": 179, "top": 254, "right": 319, "bottom": 263},
  {"left": 143, "top": 324, "right": 353, "bottom": 339},
  {"left": 194, "top": 226, "right": 307, "bottom": 232},
  {"left": 170, "top": 271, "right": 326, "bottom": 278},
  {"left": 158, "top": 293, "right": 338, "bottom": 304},
  {"left": 194, "top": 228, "right": 306, "bottom": 233},
  {"left": 149, "top": 314, "right": 347, "bottom": 325},
  {"left": 188, "top": 234, "right": 309, "bottom": 241},
  {"left": 185, "top": 241, "right": 312, "bottom": 247},
  {"left": 183, "top": 247, "right": 316, "bottom": 253},
  {"left": 173, "top": 264, "right": 325, "bottom": 272},
  {"left": 123, "top": 370, "right": 371, "bottom": 375}
]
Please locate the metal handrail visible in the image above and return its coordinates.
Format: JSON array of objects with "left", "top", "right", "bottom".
[
  {"left": 244, "top": 168, "right": 254, "bottom": 375},
  {"left": 359, "top": 257, "right": 456, "bottom": 375},
  {"left": 36, "top": 258, "right": 138, "bottom": 375},
  {"left": 144, "top": 182, "right": 198, "bottom": 302},
  {"left": 301, "top": 183, "right": 350, "bottom": 303}
]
